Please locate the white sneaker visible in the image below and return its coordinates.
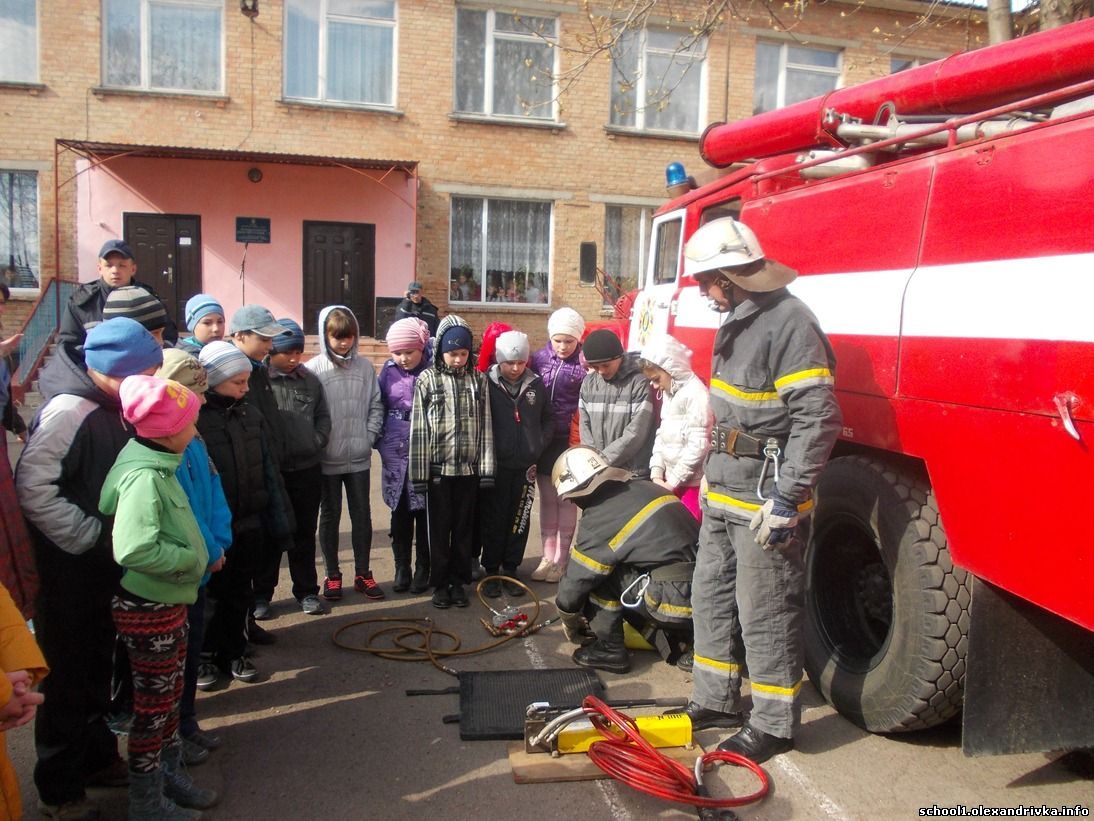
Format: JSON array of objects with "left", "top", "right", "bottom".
[
  {"left": 544, "top": 562, "right": 566, "bottom": 583},
  {"left": 531, "top": 557, "right": 553, "bottom": 581}
]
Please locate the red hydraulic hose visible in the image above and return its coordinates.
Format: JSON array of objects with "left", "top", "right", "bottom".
[{"left": 581, "top": 695, "right": 770, "bottom": 812}]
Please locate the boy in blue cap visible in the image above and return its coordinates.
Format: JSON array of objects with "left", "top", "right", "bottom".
[
  {"left": 16, "top": 317, "right": 163, "bottom": 820},
  {"left": 177, "top": 293, "right": 226, "bottom": 356}
]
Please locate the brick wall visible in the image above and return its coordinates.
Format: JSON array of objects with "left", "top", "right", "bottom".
[{"left": 0, "top": 0, "right": 984, "bottom": 347}]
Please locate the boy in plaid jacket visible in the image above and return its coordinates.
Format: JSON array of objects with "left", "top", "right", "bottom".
[{"left": 409, "top": 315, "right": 494, "bottom": 610}]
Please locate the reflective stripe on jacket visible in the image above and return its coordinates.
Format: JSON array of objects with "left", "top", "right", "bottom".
[{"left": 703, "top": 289, "right": 842, "bottom": 522}]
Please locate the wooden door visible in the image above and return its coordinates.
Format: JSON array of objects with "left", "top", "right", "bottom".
[
  {"left": 303, "top": 221, "right": 375, "bottom": 336},
  {"left": 124, "top": 213, "right": 201, "bottom": 329}
]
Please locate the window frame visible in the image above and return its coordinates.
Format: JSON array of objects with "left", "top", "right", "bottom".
[
  {"left": 453, "top": 6, "right": 560, "bottom": 122},
  {"left": 754, "top": 40, "right": 842, "bottom": 114},
  {"left": 0, "top": 0, "right": 38, "bottom": 84},
  {"left": 448, "top": 194, "right": 555, "bottom": 308},
  {"left": 0, "top": 167, "right": 41, "bottom": 296},
  {"left": 889, "top": 55, "right": 923, "bottom": 74},
  {"left": 283, "top": 0, "right": 399, "bottom": 109},
  {"left": 610, "top": 27, "right": 708, "bottom": 135},
  {"left": 101, "top": 0, "right": 226, "bottom": 95},
  {"left": 603, "top": 203, "right": 652, "bottom": 305}
]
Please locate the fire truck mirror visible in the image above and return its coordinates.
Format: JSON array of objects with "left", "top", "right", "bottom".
[{"left": 579, "top": 242, "right": 597, "bottom": 284}]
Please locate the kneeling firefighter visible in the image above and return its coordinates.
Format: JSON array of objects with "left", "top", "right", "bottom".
[{"left": 553, "top": 446, "right": 699, "bottom": 674}]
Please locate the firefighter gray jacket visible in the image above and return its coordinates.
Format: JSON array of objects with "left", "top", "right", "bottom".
[
  {"left": 704, "top": 288, "right": 842, "bottom": 523},
  {"left": 556, "top": 479, "right": 698, "bottom": 625}
]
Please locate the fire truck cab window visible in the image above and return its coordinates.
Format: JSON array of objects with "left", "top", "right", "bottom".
[
  {"left": 700, "top": 202, "right": 741, "bottom": 225},
  {"left": 651, "top": 218, "right": 682, "bottom": 285}
]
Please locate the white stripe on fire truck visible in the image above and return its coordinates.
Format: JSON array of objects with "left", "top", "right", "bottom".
[{"left": 672, "top": 252, "right": 1094, "bottom": 343}]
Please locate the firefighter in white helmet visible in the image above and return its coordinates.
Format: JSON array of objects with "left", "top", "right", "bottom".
[
  {"left": 681, "top": 217, "right": 842, "bottom": 763},
  {"left": 552, "top": 446, "right": 699, "bottom": 674}
]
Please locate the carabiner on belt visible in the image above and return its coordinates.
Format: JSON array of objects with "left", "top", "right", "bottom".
[
  {"left": 756, "top": 439, "right": 782, "bottom": 501},
  {"left": 620, "top": 573, "right": 651, "bottom": 609}
]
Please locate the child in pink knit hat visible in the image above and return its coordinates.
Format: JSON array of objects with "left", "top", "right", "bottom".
[
  {"left": 99, "top": 375, "right": 218, "bottom": 816},
  {"left": 377, "top": 318, "right": 432, "bottom": 593}
]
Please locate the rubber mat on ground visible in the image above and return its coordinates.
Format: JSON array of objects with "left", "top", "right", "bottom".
[{"left": 457, "top": 668, "right": 604, "bottom": 741}]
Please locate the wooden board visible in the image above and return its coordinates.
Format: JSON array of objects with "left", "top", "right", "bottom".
[{"left": 509, "top": 742, "right": 705, "bottom": 784}]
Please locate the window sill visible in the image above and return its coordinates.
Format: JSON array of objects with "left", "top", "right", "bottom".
[
  {"left": 603, "top": 124, "right": 700, "bottom": 142},
  {"left": 278, "top": 98, "right": 405, "bottom": 117},
  {"left": 449, "top": 112, "right": 565, "bottom": 132},
  {"left": 91, "top": 86, "right": 230, "bottom": 106},
  {"left": 0, "top": 81, "right": 45, "bottom": 95},
  {"left": 449, "top": 302, "right": 554, "bottom": 314}
]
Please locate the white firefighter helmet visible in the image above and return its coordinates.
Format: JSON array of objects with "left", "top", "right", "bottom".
[
  {"left": 683, "top": 217, "right": 797, "bottom": 292},
  {"left": 552, "top": 446, "right": 632, "bottom": 500}
]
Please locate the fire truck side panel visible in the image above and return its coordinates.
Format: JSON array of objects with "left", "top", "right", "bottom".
[
  {"left": 893, "top": 398, "right": 1093, "bottom": 631},
  {"left": 917, "top": 115, "right": 1094, "bottom": 266}
]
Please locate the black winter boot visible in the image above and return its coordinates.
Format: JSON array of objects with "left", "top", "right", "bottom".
[
  {"left": 572, "top": 640, "right": 631, "bottom": 674},
  {"left": 409, "top": 544, "right": 430, "bottom": 594},
  {"left": 392, "top": 544, "right": 412, "bottom": 593}
]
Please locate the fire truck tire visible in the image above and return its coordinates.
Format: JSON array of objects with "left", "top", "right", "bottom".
[{"left": 804, "top": 455, "right": 970, "bottom": 733}]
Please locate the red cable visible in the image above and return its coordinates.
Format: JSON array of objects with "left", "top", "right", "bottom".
[{"left": 581, "top": 695, "right": 770, "bottom": 810}]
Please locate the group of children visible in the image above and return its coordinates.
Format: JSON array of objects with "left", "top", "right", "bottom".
[{"left": 9, "top": 264, "right": 716, "bottom": 819}]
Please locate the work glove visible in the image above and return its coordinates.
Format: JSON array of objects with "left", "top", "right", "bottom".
[
  {"left": 557, "top": 608, "right": 596, "bottom": 646},
  {"left": 749, "top": 492, "right": 799, "bottom": 549}
]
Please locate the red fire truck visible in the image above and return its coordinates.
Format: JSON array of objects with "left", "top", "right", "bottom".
[{"left": 628, "top": 18, "right": 1094, "bottom": 754}]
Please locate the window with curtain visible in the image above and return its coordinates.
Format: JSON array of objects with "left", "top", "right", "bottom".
[
  {"left": 454, "top": 8, "right": 557, "bottom": 120},
  {"left": 103, "top": 0, "right": 222, "bottom": 92},
  {"left": 604, "top": 205, "right": 650, "bottom": 306},
  {"left": 0, "top": 170, "right": 39, "bottom": 289},
  {"left": 0, "top": 0, "right": 36, "bottom": 83},
  {"left": 451, "top": 196, "right": 551, "bottom": 305},
  {"left": 285, "top": 0, "right": 396, "bottom": 106},
  {"left": 610, "top": 28, "right": 706, "bottom": 133},
  {"left": 753, "top": 41, "right": 840, "bottom": 115}
]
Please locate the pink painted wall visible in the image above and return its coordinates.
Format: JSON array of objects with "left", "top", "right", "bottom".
[{"left": 75, "top": 157, "right": 417, "bottom": 324}]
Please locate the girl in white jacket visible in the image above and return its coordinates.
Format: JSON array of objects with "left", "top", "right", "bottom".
[{"left": 639, "top": 334, "right": 712, "bottom": 520}]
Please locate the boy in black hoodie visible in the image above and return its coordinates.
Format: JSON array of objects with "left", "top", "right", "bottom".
[{"left": 481, "top": 330, "right": 552, "bottom": 598}]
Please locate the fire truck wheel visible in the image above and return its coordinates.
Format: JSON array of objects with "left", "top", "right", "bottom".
[{"left": 804, "top": 455, "right": 970, "bottom": 733}]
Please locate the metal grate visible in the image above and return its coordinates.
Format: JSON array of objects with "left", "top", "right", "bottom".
[{"left": 457, "top": 668, "right": 604, "bottom": 741}]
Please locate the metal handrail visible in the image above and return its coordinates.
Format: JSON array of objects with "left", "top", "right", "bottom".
[{"left": 9, "top": 278, "right": 77, "bottom": 403}]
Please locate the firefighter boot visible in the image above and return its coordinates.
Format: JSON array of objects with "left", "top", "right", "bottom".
[
  {"left": 716, "top": 722, "right": 794, "bottom": 764},
  {"left": 572, "top": 639, "right": 630, "bottom": 675},
  {"left": 392, "top": 543, "right": 412, "bottom": 593}
]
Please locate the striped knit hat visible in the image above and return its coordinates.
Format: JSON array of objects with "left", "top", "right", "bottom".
[
  {"left": 198, "top": 340, "right": 252, "bottom": 387},
  {"left": 271, "top": 318, "right": 306, "bottom": 353},
  {"left": 185, "top": 293, "right": 224, "bottom": 331},
  {"left": 103, "top": 285, "right": 168, "bottom": 331},
  {"left": 386, "top": 317, "right": 429, "bottom": 354}
]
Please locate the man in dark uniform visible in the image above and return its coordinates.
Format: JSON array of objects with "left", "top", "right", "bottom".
[
  {"left": 394, "top": 281, "right": 439, "bottom": 337},
  {"left": 681, "top": 217, "right": 842, "bottom": 763},
  {"left": 554, "top": 446, "right": 699, "bottom": 674},
  {"left": 58, "top": 239, "right": 178, "bottom": 354}
]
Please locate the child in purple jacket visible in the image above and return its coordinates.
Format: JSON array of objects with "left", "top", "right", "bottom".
[
  {"left": 529, "top": 307, "right": 588, "bottom": 582},
  {"left": 377, "top": 318, "right": 432, "bottom": 594}
]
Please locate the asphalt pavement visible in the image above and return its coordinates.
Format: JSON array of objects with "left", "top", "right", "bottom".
[{"left": 5, "top": 444, "right": 1091, "bottom": 820}]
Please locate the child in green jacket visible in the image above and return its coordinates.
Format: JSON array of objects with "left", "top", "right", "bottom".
[{"left": 99, "top": 375, "right": 219, "bottom": 819}]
